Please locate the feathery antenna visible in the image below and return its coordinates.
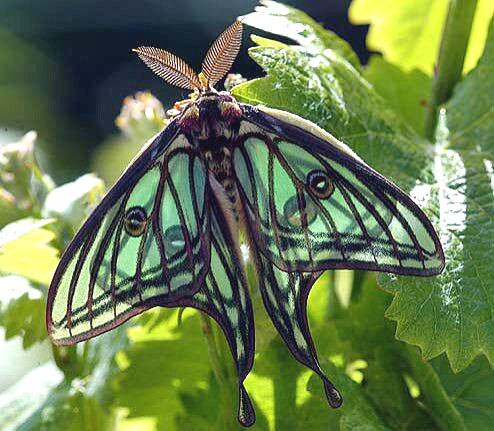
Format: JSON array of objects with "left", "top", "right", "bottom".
[
  {"left": 133, "top": 47, "right": 201, "bottom": 90},
  {"left": 201, "top": 20, "right": 243, "bottom": 88},
  {"left": 133, "top": 20, "right": 243, "bottom": 91}
]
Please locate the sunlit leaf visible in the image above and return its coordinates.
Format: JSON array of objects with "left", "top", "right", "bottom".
[
  {"left": 364, "top": 56, "right": 430, "bottom": 135},
  {"left": 0, "top": 217, "right": 51, "bottom": 248},
  {"left": 349, "top": 0, "right": 494, "bottom": 74},
  {"left": 0, "top": 218, "right": 58, "bottom": 285},
  {"left": 382, "top": 18, "right": 494, "bottom": 371},
  {"left": 116, "top": 310, "right": 213, "bottom": 431},
  {"left": 242, "top": 0, "right": 360, "bottom": 69}
]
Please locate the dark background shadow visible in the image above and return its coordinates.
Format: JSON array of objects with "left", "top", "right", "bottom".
[{"left": 0, "top": 0, "right": 368, "bottom": 180}]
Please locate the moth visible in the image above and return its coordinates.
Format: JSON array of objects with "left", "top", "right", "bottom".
[{"left": 47, "top": 20, "right": 445, "bottom": 427}]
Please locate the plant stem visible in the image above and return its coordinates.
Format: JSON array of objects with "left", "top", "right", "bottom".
[
  {"left": 52, "top": 344, "right": 82, "bottom": 379},
  {"left": 200, "top": 312, "right": 238, "bottom": 429},
  {"left": 200, "top": 313, "right": 227, "bottom": 387},
  {"left": 424, "top": 0, "right": 478, "bottom": 140},
  {"left": 405, "top": 346, "right": 466, "bottom": 431}
]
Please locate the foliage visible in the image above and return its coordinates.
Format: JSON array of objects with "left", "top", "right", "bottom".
[
  {"left": 1, "top": 1, "right": 493, "bottom": 430},
  {"left": 349, "top": 0, "right": 493, "bottom": 75}
]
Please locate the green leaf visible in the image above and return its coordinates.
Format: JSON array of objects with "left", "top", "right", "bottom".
[
  {"left": 382, "top": 18, "right": 494, "bottom": 371},
  {"left": 431, "top": 354, "right": 494, "bottom": 430},
  {"left": 349, "top": 0, "right": 494, "bottom": 75},
  {"left": 0, "top": 218, "right": 58, "bottom": 285},
  {"left": 0, "top": 275, "right": 46, "bottom": 348},
  {"left": 242, "top": 0, "right": 361, "bottom": 69},
  {"left": 306, "top": 361, "right": 389, "bottom": 431},
  {"left": 364, "top": 56, "right": 431, "bottom": 135},
  {"left": 116, "top": 309, "right": 214, "bottom": 430}
]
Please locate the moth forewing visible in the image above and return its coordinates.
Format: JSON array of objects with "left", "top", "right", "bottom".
[
  {"left": 47, "top": 124, "right": 211, "bottom": 345},
  {"left": 237, "top": 103, "right": 445, "bottom": 275}
]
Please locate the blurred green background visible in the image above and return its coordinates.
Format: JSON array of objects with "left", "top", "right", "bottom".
[{"left": 0, "top": 0, "right": 367, "bottom": 183}]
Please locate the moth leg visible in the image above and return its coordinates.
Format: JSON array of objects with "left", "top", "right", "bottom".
[{"left": 258, "top": 255, "right": 343, "bottom": 408}]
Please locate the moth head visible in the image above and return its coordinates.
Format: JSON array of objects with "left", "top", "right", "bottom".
[
  {"left": 133, "top": 20, "right": 243, "bottom": 94},
  {"left": 178, "top": 92, "right": 242, "bottom": 138}
]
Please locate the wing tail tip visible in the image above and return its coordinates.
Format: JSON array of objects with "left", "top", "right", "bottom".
[
  {"left": 323, "top": 379, "right": 343, "bottom": 408},
  {"left": 238, "top": 383, "right": 256, "bottom": 427}
]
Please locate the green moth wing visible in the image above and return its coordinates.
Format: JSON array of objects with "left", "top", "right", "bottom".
[
  {"left": 229, "top": 104, "right": 445, "bottom": 418},
  {"left": 47, "top": 125, "right": 211, "bottom": 344},
  {"left": 235, "top": 105, "right": 445, "bottom": 276}
]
